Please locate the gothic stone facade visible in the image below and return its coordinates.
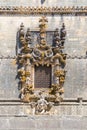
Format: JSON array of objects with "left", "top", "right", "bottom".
[{"left": 0, "top": 0, "right": 87, "bottom": 130}]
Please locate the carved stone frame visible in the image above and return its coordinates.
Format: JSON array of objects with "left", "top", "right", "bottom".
[{"left": 17, "top": 16, "right": 66, "bottom": 103}]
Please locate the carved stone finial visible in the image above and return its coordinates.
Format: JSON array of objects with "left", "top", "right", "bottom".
[
  {"left": 19, "top": 23, "right": 24, "bottom": 37},
  {"left": 25, "top": 28, "right": 32, "bottom": 44},
  {"left": 20, "top": 22, "right": 24, "bottom": 28},
  {"left": 60, "top": 23, "right": 66, "bottom": 46},
  {"left": 39, "top": 16, "right": 48, "bottom": 46},
  {"left": 53, "top": 28, "right": 61, "bottom": 47},
  {"left": 53, "top": 23, "right": 66, "bottom": 48}
]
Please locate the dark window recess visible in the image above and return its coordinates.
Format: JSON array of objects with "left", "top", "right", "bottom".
[{"left": 34, "top": 65, "right": 51, "bottom": 88}]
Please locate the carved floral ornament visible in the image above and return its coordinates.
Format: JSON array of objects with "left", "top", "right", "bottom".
[
  {"left": 16, "top": 16, "right": 67, "bottom": 114},
  {"left": 0, "top": 6, "right": 87, "bottom": 15}
]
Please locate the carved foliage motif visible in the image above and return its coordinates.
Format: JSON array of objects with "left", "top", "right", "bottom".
[{"left": 17, "top": 16, "right": 67, "bottom": 106}]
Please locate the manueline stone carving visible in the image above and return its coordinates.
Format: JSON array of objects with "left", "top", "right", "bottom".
[
  {"left": 0, "top": 6, "right": 87, "bottom": 15},
  {"left": 16, "top": 16, "right": 67, "bottom": 114},
  {"left": 34, "top": 91, "right": 53, "bottom": 115}
]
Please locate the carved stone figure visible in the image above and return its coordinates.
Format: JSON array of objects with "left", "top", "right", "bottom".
[{"left": 34, "top": 92, "right": 53, "bottom": 114}]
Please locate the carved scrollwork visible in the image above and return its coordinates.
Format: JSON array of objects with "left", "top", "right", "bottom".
[
  {"left": 32, "top": 48, "right": 41, "bottom": 58},
  {"left": 54, "top": 70, "right": 66, "bottom": 77},
  {"left": 16, "top": 16, "right": 67, "bottom": 112},
  {"left": 45, "top": 49, "right": 53, "bottom": 58}
]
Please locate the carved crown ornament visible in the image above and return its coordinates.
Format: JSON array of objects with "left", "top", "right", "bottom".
[
  {"left": 0, "top": 6, "right": 87, "bottom": 15},
  {"left": 16, "top": 16, "right": 67, "bottom": 114}
]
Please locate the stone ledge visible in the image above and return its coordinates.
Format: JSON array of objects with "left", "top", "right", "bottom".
[
  {"left": 0, "top": 6, "right": 87, "bottom": 15},
  {"left": 0, "top": 116, "right": 86, "bottom": 130},
  {"left": 0, "top": 101, "right": 86, "bottom": 116}
]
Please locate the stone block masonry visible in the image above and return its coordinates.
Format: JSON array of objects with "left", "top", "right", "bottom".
[{"left": 0, "top": 0, "right": 87, "bottom": 129}]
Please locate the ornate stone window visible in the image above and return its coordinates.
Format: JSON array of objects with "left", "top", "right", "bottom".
[
  {"left": 34, "top": 65, "right": 52, "bottom": 88},
  {"left": 16, "top": 16, "right": 67, "bottom": 113}
]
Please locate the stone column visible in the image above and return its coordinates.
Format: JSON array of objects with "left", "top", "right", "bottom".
[
  {"left": 54, "top": 58, "right": 59, "bottom": 84},
  {"left": 25, "top": 58, "right": 32, "bottom": 85}
]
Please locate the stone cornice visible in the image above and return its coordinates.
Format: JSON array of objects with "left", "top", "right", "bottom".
[{"left": 0, "top": 6, "right": 87, "bottom": 15}]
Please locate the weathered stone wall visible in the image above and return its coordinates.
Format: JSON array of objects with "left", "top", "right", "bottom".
[
  {"left": 0, "top": 0, "right": 87, "bottom": 129},
  {"left": 0, "top": 16, "right": 87, "bottom": 99},
  {"left": 1, "top": 116, "right": 87, "bottom": 130},
  {"left": 0, "top": 0, "right": 87, "bottom": 6},
  {"left": 0, "top": 16, "right": 87, "bottom": 57}
]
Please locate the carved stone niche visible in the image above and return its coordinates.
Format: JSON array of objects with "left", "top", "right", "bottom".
[{"left": 16, "top": 16, "right": 67, "bottom": 114}]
